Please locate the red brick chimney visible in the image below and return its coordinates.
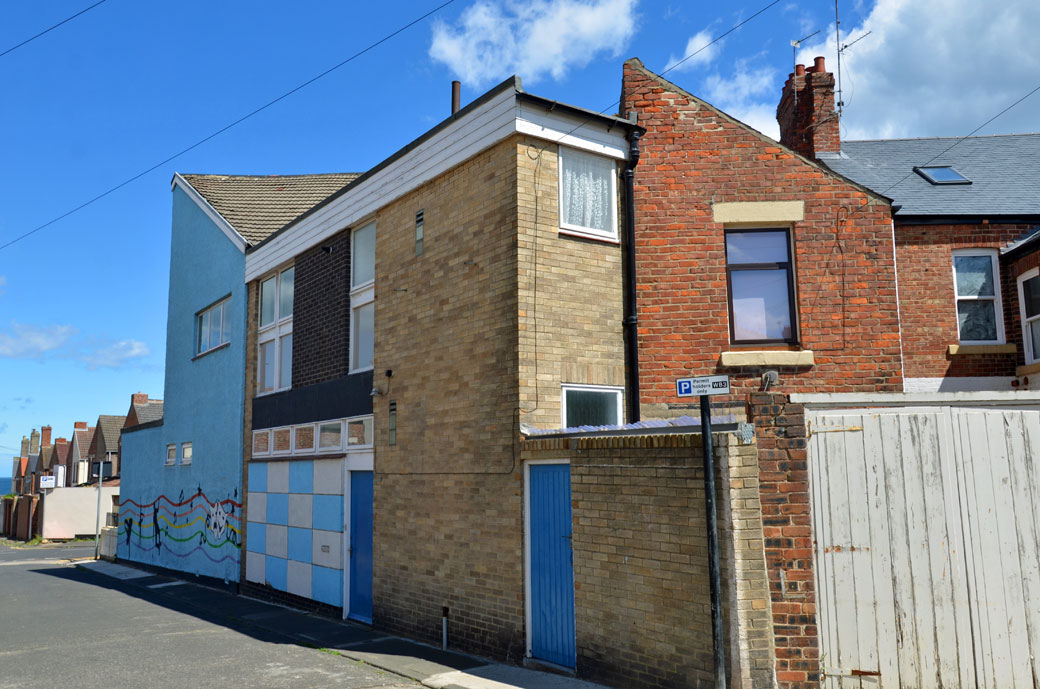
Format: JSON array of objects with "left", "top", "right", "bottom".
[
  {"left": 777, "top": 56, "right": 840, "bottom": 159},
  {"left": 131, "top": 392, "right": 149, "bottom": 405},
  {"left": 74, "top": 421, "right": 87, "bottom": 430},
  {"left": 41, "top": 425, "right": 52, "bottom": 447}
]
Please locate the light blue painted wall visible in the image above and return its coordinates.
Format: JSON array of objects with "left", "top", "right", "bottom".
[{"left": 117, "top": 185, "right": 246, "bottom": 582}]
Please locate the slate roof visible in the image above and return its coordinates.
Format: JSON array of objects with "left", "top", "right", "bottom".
[
  {"left": 96, "top": 415, "right": 127, "bottom": 451},
  {"left": 131, "top": 399, "right": 164, "bottom": 426},
  {"left": 73, "top": 427, "right": 95, "bottom": 459},
  {"left": 53, "top": 441, "right": 70, "bottom": 466},
  {"left": 40, "top": 445, "right": 54, "bottom": 470},
  {"left": 821, "top": 133, "right": 1040, "bottom": 218},
  {"left": 180, "top": 173, "right": 362, "bottom": 246}
]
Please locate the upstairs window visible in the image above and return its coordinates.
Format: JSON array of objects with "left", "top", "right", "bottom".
[
  {"left": 914, "top": 166, "right": 971, "bottom": 185},
  {"left": 197, "top": 297, "right": 231, "bottom": 356},
  {"left": 181, "top": 442, "right": 192, "bottom": 465},
  {"left": 257, "top": 266, "right": 294, "bottom": 394},
  {"left": 562, "top": 384, "right": 622, "bottom": 428},
  {"left": 1019, "top": 268, "right": 1040, "bottom": 364},
  {"left": 558, "top": 146, "right": 617, "bottom": 241},
  {"left": 725, "top": 229, "right": 797, "bottom": 344},
  {"left": 350, "top": 222, "right": 376, "bottom": 372},
  {"left": 165, "top": 445, "right": 176, "bottom": 466},
  {"left": 952, "top": 250, "right": 1004, "bottom": 344}
]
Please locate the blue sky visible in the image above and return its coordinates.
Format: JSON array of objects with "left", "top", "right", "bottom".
[{"left": 1, "top": 0, "right": 1037, "bottom": 476}]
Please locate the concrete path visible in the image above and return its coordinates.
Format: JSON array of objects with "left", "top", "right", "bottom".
[{"left": 76, "top": 559, "right": 608, "bottom": 689}]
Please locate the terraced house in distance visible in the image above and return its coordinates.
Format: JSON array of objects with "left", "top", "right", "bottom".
[
  {"left": 241, "top": 76, "right": 644, "bottom": 673},
  {"left": 118, "top": 171, "right": 358, "bottom": 583}
]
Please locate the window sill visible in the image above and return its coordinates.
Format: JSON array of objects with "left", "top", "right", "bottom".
[
  {"left": 255, "top": 387, "right": 291, "bottom": 398},
  {"left": 947, "top": 344, "right": 1016, "bottom": 356},
  {"left": 720, "top": 350, "right": 815, "bottom": 367},
  {"left": 1017, "top": 361, "right": 1040, "bottom": 376},
  {"left": 250, "top": 452, "right": 347, "bottom": 463},
  {"left": 192, "top": 341, "right": 230, "bottom": 361},
  {"left": 558, "top": 227, "right": 620, "bottom": 245}
]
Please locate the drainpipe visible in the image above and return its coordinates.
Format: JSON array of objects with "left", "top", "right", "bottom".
[{"left": 623, "top": 126, "right": 642, "bottom": 423}]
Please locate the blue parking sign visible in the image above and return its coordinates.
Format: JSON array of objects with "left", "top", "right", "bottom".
[{"left": 676, "top": 379, "right": 693, "bottom": 396}]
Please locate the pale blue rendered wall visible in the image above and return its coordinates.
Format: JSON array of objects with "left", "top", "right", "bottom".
[{"left": 117, "top": 185, "right": 245, "bottom": 582}]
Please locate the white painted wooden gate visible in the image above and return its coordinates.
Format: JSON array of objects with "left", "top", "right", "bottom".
[{"left": 805, "top": 399, "right": 1040, "bottom": 689}]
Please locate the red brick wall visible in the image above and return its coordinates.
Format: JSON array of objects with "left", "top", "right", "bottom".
[
  {"left": 620, "top": 59, "right": 902, "bottom": 402},
  {"left": 749, "top": 393, "right": 818, "bottom": 689},
  {"left": 895, "top": 222, "right": 1034, "bottom": 378}
]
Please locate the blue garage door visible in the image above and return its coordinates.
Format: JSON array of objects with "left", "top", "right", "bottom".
[
  {"left": 349, "top": 471, "right": 373, "bottom": 623},
  {"left": 529, "top": 463, "right": 576, "bottom": 668}
]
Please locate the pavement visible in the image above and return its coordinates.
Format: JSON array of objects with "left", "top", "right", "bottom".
[{"left": 74, "top": 558, "right": 608, "bottom": 689}]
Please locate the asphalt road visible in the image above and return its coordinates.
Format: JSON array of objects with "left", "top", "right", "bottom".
[{"left": 0, "top": 541, "right": 417, "bottom": 689}]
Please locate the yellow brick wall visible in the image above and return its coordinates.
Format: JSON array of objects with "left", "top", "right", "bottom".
[
  {"left": 516, "top": 137, "right": 626, "bottom": 430},
  {"left": 371, "top": 136, "right": 525, "bottom": 658}
]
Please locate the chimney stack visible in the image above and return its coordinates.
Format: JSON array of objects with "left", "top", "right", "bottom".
[
  {"left": 776, "top": 56, "right": 840, "bottom": 159},
  {"left": 132, "top": 392, "right": 149, "bottom": 406},
  {"left": 451, "top": 81, "right": 461, "bottom": 115},
  {"left": 41, "top": 425, "right": 52, "bottom": 447},
  {"left": 74, "top": 421, "right": 87, "bottom": 430},
  {"left": 20, "top": 436, "right": 30, "bottom": 456},
  {"left": 30, "top": 428, "right": 40, "bottom": 455}
]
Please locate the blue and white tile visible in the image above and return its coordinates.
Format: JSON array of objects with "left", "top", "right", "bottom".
[
  {"left": 288, "top": 493, "right": 313, "bottom": 529},
  {"left": 248, "top": 462, "right": 268, "bottom": 493},
  {"left": 266, "top": 493, "right": 289, "bottom": 526},
  {"left": 247, "top": 492, "right": 267, "bottom": 523},
  {"left": 245, "top": 551, "right": 265, "bottom": 584},
  {"left": 312, "top": 495, "right": 344, "bottom": 532},
  {"left": 312, "top": 565, "right": 343, "bottom": 607},
  {"left": 287, "top": 527, "right": 313, "bottom": 564},
  {"left": 287, "top": 560, "right": 312, "bottom": 599},
  {"left": 266, "top": 524, "right": 288, "bottom": 559},
  {"left": 313, "top": 459, "right": 343, "bottom": 495},
  {"left": 266, "top": 555, "right": 288, "bottom": 591},
  {"left": 267, "top": 461, "right": 289, "bottom": 493},
  {"left": 246, "top": 522, "right": 266, "bottom": 554},
  {"left": 311, "top": 529, "right": 342, "bottom": 570},
  {"left": 289, "top": 460, "right": 314, "bottom": 493}
]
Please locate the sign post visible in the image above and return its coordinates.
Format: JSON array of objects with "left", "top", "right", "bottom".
[{"left": 677, "top": 375, "right": 730, "bottom": 689}]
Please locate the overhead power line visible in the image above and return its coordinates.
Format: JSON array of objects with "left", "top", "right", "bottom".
[
  {"left": 0, "top": 0, "right": 110, "bottom": 59},
  {"left": 0, "top": 0, "right": 457, "bottom": 253},
  {"left": 661, "top": 0, "right": 783, "bottom": 77}
]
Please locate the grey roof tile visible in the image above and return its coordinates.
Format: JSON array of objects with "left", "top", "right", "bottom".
[
  {"left": 180, "top": 173, "right": 362, "bottom": 246},
  {"left": 132, "top": 400, "right": 164, "bottom": 425},
  {"left": 823, "top": 133, "right": 1040, "bottom": 217},
  {"left": 97, "top": 415, "right": 127, "bottom": 450}
]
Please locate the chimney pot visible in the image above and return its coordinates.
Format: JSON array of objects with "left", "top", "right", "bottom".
[
  {"left": 795, "top": 64, "right": 806, "bottom": 76},
  {"left": 74, "top": 421, "right": 87, "bottom": 429},
  {"left": 451, "top": 81, "right": 461, "bottom": 115},
  {"left": 813, "top": 56, "right": 826, "bottom": 73}
]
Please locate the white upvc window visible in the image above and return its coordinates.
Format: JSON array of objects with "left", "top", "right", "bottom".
[
  {"left": 1019, "top": 268, "right": 1040, "bottom": 365},
  {"left": 952, "top": 249, "right": 1005, "bottom": 345},
  {"left": 558, "top": 146, "right": 618, "bottom": 242},
  {"left": 181, "top": 442, "right": 192, "bottom": 465},
  {"left": 257, "top": 266, "right": 294, "bottom": 394},
  {"left": 561, "top": 383, "right": 623, "bottom": 429},
  {"left": 196, "top": 297, "right": 231, "bottom": 356},
  {"left": 350, "top": 222, "right": 376, "bottom": 373},
  {"left": 165, "top": 445, "right": 176, "bottom": 466}
]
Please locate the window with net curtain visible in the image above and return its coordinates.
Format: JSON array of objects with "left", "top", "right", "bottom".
[
  {"left": 562, "top": 385, "right": 622, "bottom": 428},
  {"left": 559, "top": 147, "right": 616, "bottom": 240}
]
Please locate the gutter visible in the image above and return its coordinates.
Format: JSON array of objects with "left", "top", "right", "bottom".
[{"left": 623, "top": 124, "right": 642, "bottom": 423}]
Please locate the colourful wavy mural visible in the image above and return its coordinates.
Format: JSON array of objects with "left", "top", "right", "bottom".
[{"left": 119, "top": 487, "right": 241, "bottom": 565}]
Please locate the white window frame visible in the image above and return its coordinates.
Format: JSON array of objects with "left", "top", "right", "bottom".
[
  {"left": 557, "top": 146, "right": 618, "bottom": 243},
  {"left": 165, "top": 444, "right": 176, "bottom": 466},
  {"left": 257, "top": 266, "right": 294, "bottom": 395},
  {"left": 345, "top": 415, "right": 374, "bottom": 450},
  {"left": 181, "top": 442, "right": 192, "bottom": 465},
  {"left": 196, "top": 297, "right": 231, "bottom": 356},
  {"left": 1019, "top": 267, "right": 1040, "bottom": 365},
  {"left": 292, "top": 424, "right": 316, "bottom": 454},
  {"left": 252, "top": 429, "right": 271, "bottom": 457},
  {"left": 952, "top": 249, "right": 1005, "bottom": 345},
  {"left": 350, "top": 222, "right": 376, "bottom": 373},
  {"left": 317, "top": 420, "right": 344, "bottom": 453},
  {"left": 560, "top": 383, "right": 624, "bottom": 429}
]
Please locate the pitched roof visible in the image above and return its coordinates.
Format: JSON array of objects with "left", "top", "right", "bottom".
[
  {"left": 53, "top": 441, "right": 70, "bottom": 465},
  {"left": 73, "top": 427, "right": 95, "bottom": 459},
  {"left": 180, "top": 173, "right": 362, "bottom": 246},
  {"left": 823, "top": 133, "right": 1040, "bottom": 217},
  {"left": 131, "top": 399, "right": 164, "bottom": 426},
  {"left": 96, "top": 415, "right": 127, "bottom": 451},
  {"left": 40, "top": 445, "right": 55, "bottom": 470}
]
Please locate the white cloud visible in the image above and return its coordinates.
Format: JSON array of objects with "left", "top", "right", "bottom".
[
  {"left": 81, "top": 339, "right": 150, "bottom": 369},
  {"left": 796, "top": 0, "right": 1040, "bottom": 139},
  {"left": 0, "top": 323, "right": 76, "bottom": 359},
  {"left": 701, "top": 62, "right": 781, "bottom": 139},
  {"left": 664, "top": 30, "right": 721, "bottom": 73},
  {"left": 429, "top": 0, "right": 637, "bottom": 86},
  {"left": 0, "top": 322, "right": 150, "bottom": 369}
]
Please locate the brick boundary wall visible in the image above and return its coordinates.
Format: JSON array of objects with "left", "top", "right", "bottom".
[
  {"left": 523, "top": 432, "right": 775, "bottom": 689},
  {"left": 748, "top": 393, "right": 819, "bottom": 688}
]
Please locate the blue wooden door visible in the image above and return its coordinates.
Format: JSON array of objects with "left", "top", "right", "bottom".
[
  {"left": 349, "top": 471, "right": 373, "bottom": 622},
  {"left": 529, "top": 464, "right": 576, "bottom": 668}
]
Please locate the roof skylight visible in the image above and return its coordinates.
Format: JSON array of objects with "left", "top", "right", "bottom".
[{"left": 914, "top": 166, "right": 971, "bottom": 185}]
